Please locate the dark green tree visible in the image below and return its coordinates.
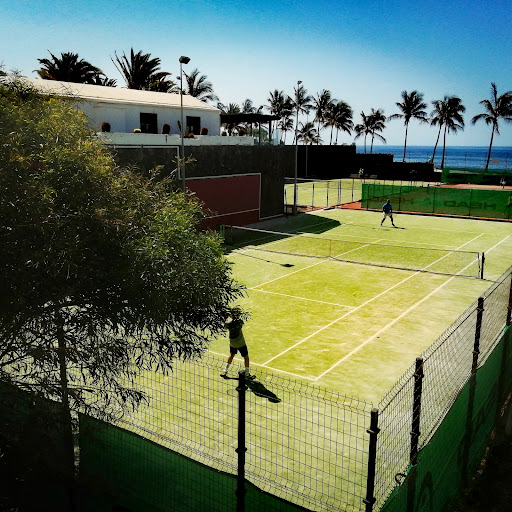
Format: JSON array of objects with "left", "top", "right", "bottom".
[
  {"left": 368, "top": 108, "right": 387, "bottom": 153},
  {"left": 354, "top": 111, "right": 372, "bottom": 153},
  {"left": 389, "top": 90, "right": 428, "bottom": 161},
  {"left": 430, "top": 96, "right": 465, "bottom": 168},
  {"left": 471, "top": 83, "right": 512, "bottom": 170},
  {"left": 183, "top": 68, "right": 218, "bottom": 102},
  {"left": 312, "top": 89, "right": 335, "bottom": 145},
  {"left": 0, "top": 78, "right": 243, "bottom": 506},
  {"left": 36, "top": 51, "right": 104, "bottom": 84},
  {"left": 292, "top": 83, "right": 312, "bottom": 144},
  {"left": 112, "top": 48, "right": 176, "bottom": 91},
  {"left": 327, "top": 101, "right": 353, "bottom": 145}
]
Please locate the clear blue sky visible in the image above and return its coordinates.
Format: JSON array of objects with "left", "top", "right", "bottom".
[{"left": 1, "top": 0, "right": 511, "bottom": 146}]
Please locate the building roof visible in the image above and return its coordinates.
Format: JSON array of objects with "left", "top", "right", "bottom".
[{"left": 11, "top": 77, "right": 220, "bottom": 112}]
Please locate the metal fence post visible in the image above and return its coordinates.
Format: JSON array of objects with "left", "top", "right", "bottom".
[
  {"left": 473, "top": 297, "right": 485, "bottom": 372},
  {"left": 363, "top": 408, "right": 380, "bottom": 512},
  {"left": 507, "top": 274, "right": 512, "bottom": 326},
  {"left": 236, "top": 371, "right": 247, "bottom": 512},
  {"left": 410, "top": 357, "right": 424, "bottom": 465},
  {"left": 326, "top": 181, "right": 330, "bottom": 208}
]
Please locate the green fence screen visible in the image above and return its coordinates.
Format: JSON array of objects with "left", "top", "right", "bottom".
[
  {"left": 380, "top": 327, "right": 512, "bottom": 512},
  {"left": 362, "top": 183, "right": 512, "bottom": 219}
]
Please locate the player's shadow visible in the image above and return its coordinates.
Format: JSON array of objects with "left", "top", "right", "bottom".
[{"left": 247, "top": 380, "right": 281, "bottom": 403}]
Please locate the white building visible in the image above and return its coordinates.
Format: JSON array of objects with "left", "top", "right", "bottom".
[{"left": 18, "top": 77, "right": 221, "bottom": 137}]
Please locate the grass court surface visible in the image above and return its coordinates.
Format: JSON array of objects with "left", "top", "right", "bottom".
[{"left": 210, "top": 209, "right": 512, "bottom": 403}]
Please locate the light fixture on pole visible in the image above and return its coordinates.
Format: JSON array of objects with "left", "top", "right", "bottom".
[
  {"left": 293, "top": 80, "right": 302, "bottom": 215},
  {"left": 179, "top": 55, "right": 191, "bottom": 193}
]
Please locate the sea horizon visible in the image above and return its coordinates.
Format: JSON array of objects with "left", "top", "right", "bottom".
[{"left": 357, "top": 145, "right": 512, "bottom": 171}]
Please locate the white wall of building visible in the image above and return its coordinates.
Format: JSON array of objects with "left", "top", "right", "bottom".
[
  {"left": 96, "top": 132, "right": 254, "bottom": 146},
  {"left": 80, "top": 100, "right": 220, "bottom": 136}
]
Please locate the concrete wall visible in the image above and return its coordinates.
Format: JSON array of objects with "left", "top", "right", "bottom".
[
  {"left": 79, "top": 100, "right": 221, "bottom": 135},
  {"left": 109, "top": 145, "right": 294, "bottom": 220}
]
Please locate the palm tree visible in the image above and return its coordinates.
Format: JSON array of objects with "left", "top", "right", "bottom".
[
  {"left": 183, "top": 68, "right": 218, "bottom": 103},
  {"left": 430, "top": 96, "right": 465, "bottom": 168},
  {"left": 330, "top": 101, "right": 353, "bottom": 144},
  {"left": 312, "top": 89, "right": 335, "bottom": 145},
  {"left": 278, "top": 116, "right": 294, "bottom": 144},
  {"left": 90, "top": 74, "right": 117, "bottom": 87},
  {"left": 297, "top": 121, "right": 320, "bottom": 145},
  {"left": 267, "top": 89, "right": 290, "bottom": 140},
  {"left": 241, "top": 98, "right": 264, "bottom": 135},
  {"left": 368, "top": 108, "right": 387, "bottom": 153},
  {"left": 112, "top": 49, "right": 175, "bottom": 91},
  {"left": 471, "top": 83, "right": 512, "bottom": 170},
  {"left": 36, "top": 51, "right": 103, "bottom": 84},
  {"left": 292, "top": 83, "right": 312, "bottom": 144},
  {"left": 217, "top": 102, "right": 242, "bottom": 135},
  {"left": 388, "top": 90, "right": 428, "bottom": 161},
  {"left": 354, "top": 112, "right": 372, "bottom": 153}
]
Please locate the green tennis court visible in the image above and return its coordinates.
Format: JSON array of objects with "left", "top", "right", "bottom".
[{"left": 210, "top": 209, "right": 512, "bottom": 403}]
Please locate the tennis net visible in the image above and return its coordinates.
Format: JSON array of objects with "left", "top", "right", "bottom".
[{"left": 224, "top": 225, "right": 485, "bottom": 279}]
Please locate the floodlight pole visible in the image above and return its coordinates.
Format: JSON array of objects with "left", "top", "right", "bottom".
[
  {"left": 293, "top": 80, "right": 302, "bottom": 216},
  {"left": 179, "top": 56, "right": 190, "bottom": 193}
]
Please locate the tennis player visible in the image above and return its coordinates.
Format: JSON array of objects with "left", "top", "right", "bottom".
[
  {"left": 381, "top": 199, "right": 396, "bottom": 227},
  {"left": 220, "top": 307, "right": 255, "bottom": 380}
]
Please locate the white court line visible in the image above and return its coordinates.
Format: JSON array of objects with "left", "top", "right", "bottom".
[
  {"left": 249, "top": 288, "right": 356, "bottom": 309},
  {"left": 208, "top": 349, "right": 316, "bottom": 380},
  {"left": 251, "top": 239, "right": 384, "bottom": 289},
  {"left": 314, "top": 234, "right": 510, "bottom": 380},
  {"left": 261, "top": 233, "right": 484, "bottom": 367}
]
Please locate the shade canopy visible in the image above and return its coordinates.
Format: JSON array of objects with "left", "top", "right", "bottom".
[{"left": 220, "top": 113, "right": 280, "bottom": 123}]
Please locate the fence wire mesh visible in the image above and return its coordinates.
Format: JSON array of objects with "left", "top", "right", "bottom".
[
  {"left": 110, "top": 355, "right": 373, "bottom": 512},
  {"left": 376, "top": 266, "right": 512, "bottom": 510}
]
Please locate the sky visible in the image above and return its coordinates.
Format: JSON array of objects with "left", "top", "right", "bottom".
[{"left": 1, "top": 0, "right": 511, "bottom": 146}]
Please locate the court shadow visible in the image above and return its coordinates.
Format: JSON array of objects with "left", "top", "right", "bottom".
[
  {"left": 247, "top": 380, "right": 281, "bottom": 403},
  {"left": 394, "top": 226, "right": 407, "bottom": 229},
  {"left": 236, "top": 251, "right": 294, "bottom": 268}
]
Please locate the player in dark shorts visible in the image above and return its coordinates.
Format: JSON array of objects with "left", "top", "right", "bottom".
[
  {"left": 220, "top": 307, "right": 255, "bottom": 380},
  {"left": 381, "top": 199, "right": 396, "bottom": 227}
]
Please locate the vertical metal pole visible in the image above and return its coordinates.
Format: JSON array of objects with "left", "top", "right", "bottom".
[
  {"left": 236, "top": 371, "right": 247, "bottom": 512},
  {"left": 468, "top": 188, "right": 473, "bottom": 218},
  {"left": 293, "top": 80, "right": 301, "bottom": 216},
  {"left": 507, "top": 273, "right": 512, "bottom": 326},
  {"left": 410, "top": 358, "right": 424, "bottom": 465},
  {"left": 312, "top": 182, "right": 315, "bottom": 208},
  {"left": 363, "top": 408, "right": 380, "bottom": 512},
  {"left": 472, "top": 297, "right": 485, "bottom": 372},
  {"left": 180, "top": 61, "right": 186, "bottom": 193},
  {"left": 352, "top": 178, "right": 354, "bottom": 202},
  {"left": 326, "top": 181, "right": 330, "bottom": 208},
  {"left": 480, "top": 253, "right": 485, "bottom": 280}
]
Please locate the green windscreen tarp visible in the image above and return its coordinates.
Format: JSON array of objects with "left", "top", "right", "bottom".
[{"left": 362, "top": 184, "right": 512, "bottom": 219}]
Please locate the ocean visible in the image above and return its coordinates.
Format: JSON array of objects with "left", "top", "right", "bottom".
[{"left": 361, "top": 146, "right": 512, "bottom": 172}]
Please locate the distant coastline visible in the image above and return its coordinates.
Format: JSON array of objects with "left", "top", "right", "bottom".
[{"left": 361, "top": 146, "right": 512, "bottom": 171}]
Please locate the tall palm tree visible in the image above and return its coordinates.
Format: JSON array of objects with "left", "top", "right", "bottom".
[
  {"left": 330, "top": 101, "right": 353, "bottom": 144},
  {"left": 292, "top": 83, "right": 312, "bottom": 144},
  {"left": 297, "top": 121, "right": 320, "bottom": 145},
  {"left": 279, "top": 116, "right": 294, "bottom": 144},
  {"left": 183, "top": 68, "right": 218, "bottom": 103},
  {"left": 368, "top": 108, "right": 387, "bottom": 153},
  {"left": 312, "top": 89, "right": 335, "bottom": 145},
  {"left": 471, "top": 83, "right": 512, "bottom": 170},
  {"left": 241, "top": 98, "right": 264, "bottom": 135},
  {"left": 267, "top": 89, "right": 289, "bottom": 140},
  {"left": 36, "top": 51, "right": 103, "bottom": 84},
  {"left": 112, "top": 49, "right": 175, "bottom": 91},
  {"left": 388, "top": 90, "right": 428, "bottom": 161},
  {"left": 430, "top": 96, "right": 465, "bottom": 168},
  {"left": 354, "top": 112, "right": 372, "bottom": 153}
]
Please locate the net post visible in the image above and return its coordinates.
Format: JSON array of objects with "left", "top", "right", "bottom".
[
  {"left": 235, "top": 371, "right": 247, "bottom": 512},
  {"left": 410, "top": 357, "right": 424, "bottom": 465},
  {"left": 312, "top": 182, "right": 315, "bottom": 208},
  {"left": 506, "top": 272, "right": 512, "bottom": 326},
  {"left": 363, "top": 408, "right": 380, "bottom": 512},
  {"left": 480, "top": 253, "right": 485, "bottom": 280},
  {"left": 326, "top": 180, "right": 330, "bottom": 208}
]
